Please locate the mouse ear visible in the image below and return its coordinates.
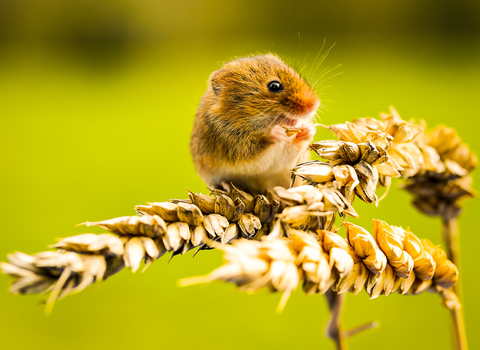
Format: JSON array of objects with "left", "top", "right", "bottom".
[{"left": 209, "top": 67, "right": 231, "bottom": 96}]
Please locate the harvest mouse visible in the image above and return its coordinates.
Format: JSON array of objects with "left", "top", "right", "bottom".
[{"left": 190, "top": 54, "right": 320, "bottom": 194}]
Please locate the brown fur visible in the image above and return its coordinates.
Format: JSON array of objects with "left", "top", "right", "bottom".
[{"left": 190, "top": 54, "right": 319, "bottom": 193}]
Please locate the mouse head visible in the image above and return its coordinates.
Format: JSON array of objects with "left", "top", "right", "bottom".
[{"left": 208, "top": 54, "right": 320, "bottom": 128}]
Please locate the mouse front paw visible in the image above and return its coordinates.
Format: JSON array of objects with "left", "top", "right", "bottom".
[
  {"left": 295, "top": 124, "right": 316, "bottom": 142},
  {"left": 271, "top": 125, "right": 288, "bottom": 142}
]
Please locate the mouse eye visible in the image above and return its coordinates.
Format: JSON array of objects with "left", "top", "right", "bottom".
[{"left": 267, "top": 81, "right": 284, "bottom": 93}]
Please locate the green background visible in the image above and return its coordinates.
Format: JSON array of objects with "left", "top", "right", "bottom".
[{"left": 1, "top": 1, "right": 479, "bottom": 349}]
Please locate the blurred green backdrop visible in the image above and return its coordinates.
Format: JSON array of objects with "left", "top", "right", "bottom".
[{"left": 1, "top": 1, "right": 479, "bottom": 349}]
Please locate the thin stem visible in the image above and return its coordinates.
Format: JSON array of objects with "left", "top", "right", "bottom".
[
  {"left": 343, "top": 321, "right": 378, "bottom": 338},
  {"left": 450, "top": 308, "right": 468, "bottom": 350},
  {"left": 442, "top": 217, "right": 468, "bottom": 350},
  {"left": 442, "top": 217, "right": 459, "bottom": 272},
  {"left": 325, "top": 290, "right": 347, "bottom": 350}
]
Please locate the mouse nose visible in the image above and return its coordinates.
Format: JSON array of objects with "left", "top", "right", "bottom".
[{"left": 305, "top": 97, "right": 320, "bottom": 113}]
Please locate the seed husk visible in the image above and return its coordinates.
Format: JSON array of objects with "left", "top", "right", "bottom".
[
  {"left": 165, "top": 223, "right": 188, "bottom": 252},
  {"left": 134, "top": 205, "right": 156, "bottom": 216},
  {"left": 52, "top": 233, "right": 124, "bottom": 256},
  {"left": 237, "top": 214, "right": 262, "bottom": 238},
  {"left": 232, "top": 198, "right": 245, "bottom": 222},
  {"left": 254, "top": 195, "right": 272, "bottom": 223},
  {"left": 215, "top": 194, "right": 236, "bottom": 221},
  {"left": 81, "top": 215, "right": 167, "bottom": 238},
  {"left": 203, "top": 214, "right": 229, "bottom": 239},
  {"left": 223, "top": 223, "right": 240, "bottom": 244},
  {"left": 177, "top": 202, "right": 204, "bottom": 226},
  {"left": 293, "top": 161, "right": 335, "bottom": 183},
  {"left": 123, "top": 237, "right": 145, "bottom": 273},
  {"left": 149, "top": 202, "right": 179, "bottom": 222},
  {"left": 188, "top": 191, "right": 216, "bottom": 214},
  {"left": 191, "top": 225, "right": 208, "bottom": 247},
  {"left": 230, "top": 183, "right": 256, "bottom": 213}
]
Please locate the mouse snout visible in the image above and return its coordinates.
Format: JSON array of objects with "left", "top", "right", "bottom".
[
  {"left": 287, "top": 92, "right": 320, "bottom": 116},
  {"left": 305, "top": 96, "right": 320, "bottom": 113}
]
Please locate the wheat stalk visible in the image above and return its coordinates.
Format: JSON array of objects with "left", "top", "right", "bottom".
[{"left": 1, "top": 106, "right": 475, "bottom": 350}]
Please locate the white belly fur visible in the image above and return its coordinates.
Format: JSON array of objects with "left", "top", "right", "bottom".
[{"left": 206, "top": 138, "right": 310, "bottom": 193}]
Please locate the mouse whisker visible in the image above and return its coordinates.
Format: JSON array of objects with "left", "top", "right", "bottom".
[
  {"left": 308, "top": 39, "right": 327, "bottom": 85},
  {"left": 312, "top": 65, "right": 342, "bottom": 89},
  {"left": 308, "top": 41, "right": 336, "bottom": 85}
]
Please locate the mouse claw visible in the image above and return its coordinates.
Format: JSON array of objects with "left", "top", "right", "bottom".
[
  {"left": 295, "top": 124, "right": 316, "bottom": 142},
  {"left": 271, "top": 125, "right": 288, "bottom": 142}
]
